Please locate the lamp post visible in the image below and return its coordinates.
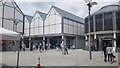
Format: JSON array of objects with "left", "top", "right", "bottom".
[
  {"left": 7, "top": 18, "right": 23, "bottom": 68},
  {"left": 14, "top": 19, "right": 22, "bottom": 68},
  {"left": 29, "top": 21, "right": 32, "bottom": 51},
  {"left": 43, "top": 20, "right": 45, "bottom": 50},
  {"left": 84, "top": 0, "right": 97, "bottom": 60},
  {"left": 11, "top": 19, "right": 23, "bottom": 68},
  {"left": 15, "top": 20, "right": 20, "bottom": 68}
]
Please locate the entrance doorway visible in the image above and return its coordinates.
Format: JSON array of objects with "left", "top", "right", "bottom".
[
  {"left": 102, "top": 39, "right": 112, "bottom": 47},
  {"left": 49, "top": 36, "right": 62, "bottom": 49}
]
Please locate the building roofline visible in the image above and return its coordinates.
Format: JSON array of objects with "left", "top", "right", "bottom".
[
  {"left": 52, "top": 6, "right": 83, "bottom": 20},
  {"left": 85, "top": 4, "right": 120, "bottom": 18}
]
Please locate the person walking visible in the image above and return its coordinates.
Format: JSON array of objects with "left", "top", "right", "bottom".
[
  {"left": 72, "top": 44, "right": 75, "bottom": 50},
  {"left": 64, "top": 45, "right": 68, "bottom": 55},
  {"left": 102, "top": 43, "right": 107, "bottom": 62},
  {"left": 22, "top": 42, "right": 26, "bottom": 51},
  {"left": 106, "top": 43, "right": 114, "bottom": 64},
  {"left": 35, "top": 44, "right": 38, "bottom": 50},
  {"left": 43, "top": 44, "right": 47, "bottom": 51},
  {"left": 61, "top": 42, "right": 65, "bottom": 54},
  {"left": 33, "top": 44, "right": 36, "bottom": 52},
  {"left": 56, "top": 43, "right": 59, "bottom": 51},
  {"left": 38, "top": 43, "right": 42, "bottom": 52}
]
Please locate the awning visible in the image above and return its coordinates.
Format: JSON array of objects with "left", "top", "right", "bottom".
[{"left": 0, "top": 27, "right": 20, "bottom": 40}]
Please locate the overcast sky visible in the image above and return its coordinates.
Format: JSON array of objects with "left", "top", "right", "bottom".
[{"left": 15, "top": 0, "right": 120, "bottom": 18}]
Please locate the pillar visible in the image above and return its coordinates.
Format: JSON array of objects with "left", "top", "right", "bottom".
[
  {"left": 43, "top": 36, "right": 45, "bottom": 47},
  {"left": 113, "top": 33, "right": 117, "bottom": 47},
  {"left": 29, "top": 37, "right": 31, "bottom": 50},
  {"left": 62, "top": 35, "right": 66, "bottom": 46},
  {"left": 94, "top": 34, "right": 97, "bottom": 50},
  {"left": 29, "top": 37, "right": 33, "bottom": 51},
  {"left": 61, "top": 35, "right": 66, "bottom": 54},
  {"left": 85, "top": 35, "right": 88, "bottom": 46},
  {"left": 74, "top": 36, "right": 76, "bottom": 48}
]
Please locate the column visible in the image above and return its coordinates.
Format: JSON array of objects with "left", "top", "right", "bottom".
[
  {"left": 29, "top": 37, "right": 31, "bottom": 50},
  {"left": 85, "top": 35, "right": 88, "bottom": 46},
  {"left": 102, "top": 13, "right": 104, "bottom": 31},
  {"left": 94, "top": 34, "right": 97, "bottom": 50},
  {"left": 30, "top": 37, "right": 33, "bottom": 51},
  {"left": 29, "top": 22, "right": 31, "bottom": 51},
  {"left": 113, "top": 11, "right": 117, "bottom": 52},
  {"left": 43, "top": 36, "right": 45, "bottom": 48},
  {"left": 113, "top": 12, "right": 116, "bottom": 47},
  {"left": 93, "top": 15, "right": 96, "bottom": 32},
  {"left": 61, "top": 35, "right": 66, "bottom": 54},
  {"left": 113, "top": 33, "right": 116, "bottom": 47},
  {"left": 74, "top": 36, "right": 76, "bottom": 48},
  {"left": 113, "top": 12, "right": 116, "bottom": 31},
  {"left": 62, "top": 35, "right": 66, "bottom": 46}
]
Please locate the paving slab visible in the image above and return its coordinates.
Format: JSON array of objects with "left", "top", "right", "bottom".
[{"left": 0, "top": 49, "right": 119, "bottom": 67}]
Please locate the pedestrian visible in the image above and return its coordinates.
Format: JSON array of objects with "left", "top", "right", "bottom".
[
  {"left": 33, "top": 44, "right": 36, "bottom": 51},
  {"left": 35, "top": 44, "right": 38, "bottom": 50},
  {"left": 38, "top": 43, "right": 42, "bottom": 52},
  {"left": 72, "top": 44, "right": 75, "bottom": 50},
  {"left": 111, "top": 47, "right": 116, "bottom": 63},
  {"left": 61, "top": 42, "right": 64, "bottom": 54},
  {"left": 45, "top": 44, "right": 48, "bottom": 51},
  {"left": 22, "top": 42, "right": 26, "bottom": 51},
  {"left": 64, "top": 45, "right": 68, "bottom": 55},
  {"left": 58, "top": 44, "right": 62, "bottom": 51},
  {"left": 106, "top": 43, "right": 114, "bottom": 64},
  {"left": 42, "top": 44, "right": 45, "bottom": 51},
  {"left": 56, "top": 43, "right": 59, "bottom": 51},
  {"left": 102, "top": 43, "right": 107, "bottom": 62}
]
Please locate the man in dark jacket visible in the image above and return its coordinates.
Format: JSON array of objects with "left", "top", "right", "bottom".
[{"left": 102, "top": 43, "right": 107, "bottom": 62}]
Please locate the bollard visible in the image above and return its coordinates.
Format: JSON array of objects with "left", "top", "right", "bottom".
[{"left": 37, "top": 57, "right": 41, "bottom": 68}]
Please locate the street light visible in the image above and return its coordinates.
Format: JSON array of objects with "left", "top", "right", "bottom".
[
  {"left": 7, "top": 18, "right": 23, "bottom": 68},
  {"left": 84, "top": 0, "right": 97, "bottom": 60},
  {"left": 14, "top": 19, "right": 23, "bottom": 68}
]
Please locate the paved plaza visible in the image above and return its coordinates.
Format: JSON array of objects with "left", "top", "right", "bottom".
[{"left": 0, "top": 49, "right": 119, "bottom": 67}]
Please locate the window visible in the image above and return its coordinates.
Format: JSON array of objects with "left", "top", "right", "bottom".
[
  {"left": 116, "top": 11, "right": 120, "bottom": 18},
  {"left": 95, "top": 14, "right": 102, "bottom": 20},
  {"left": 116, "top": 18, "right": 120, "bottom": 30},
  {"left": 116, "top": 11, "right": 120, "bottom": 30},
  {"left": 95, "top": 14, "right": 103, "bottom": 31},
  {"left": 104, "top": 12, "right": 113, "bottom": 31},
  {"left": 104, "top": 12, "right": 112, "bottom": 19},
  {"left": 96, "top": 20, "right": 103, "bottom": 31}
]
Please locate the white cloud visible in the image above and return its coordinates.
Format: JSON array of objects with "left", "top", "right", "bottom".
[{"left": 16, "top": 0, "right": 120, "bottom": 18}]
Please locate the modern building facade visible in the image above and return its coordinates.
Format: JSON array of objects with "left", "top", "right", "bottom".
[
  {"left": 0, "top": 0, "right": 24, "bottom": 33},
  {"left": 24, "top": 6, "right": 84, "bottom": 50},
  {"left": 84, "top": 5, "right": 120, "bottom": 50}
]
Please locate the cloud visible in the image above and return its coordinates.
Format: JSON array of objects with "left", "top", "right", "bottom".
[
  {"left": 16, "top": 0, "right": 120, "bottom": 18},
  {"left": 16, "top": 2, "right": 51, "bottom": 16}
]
